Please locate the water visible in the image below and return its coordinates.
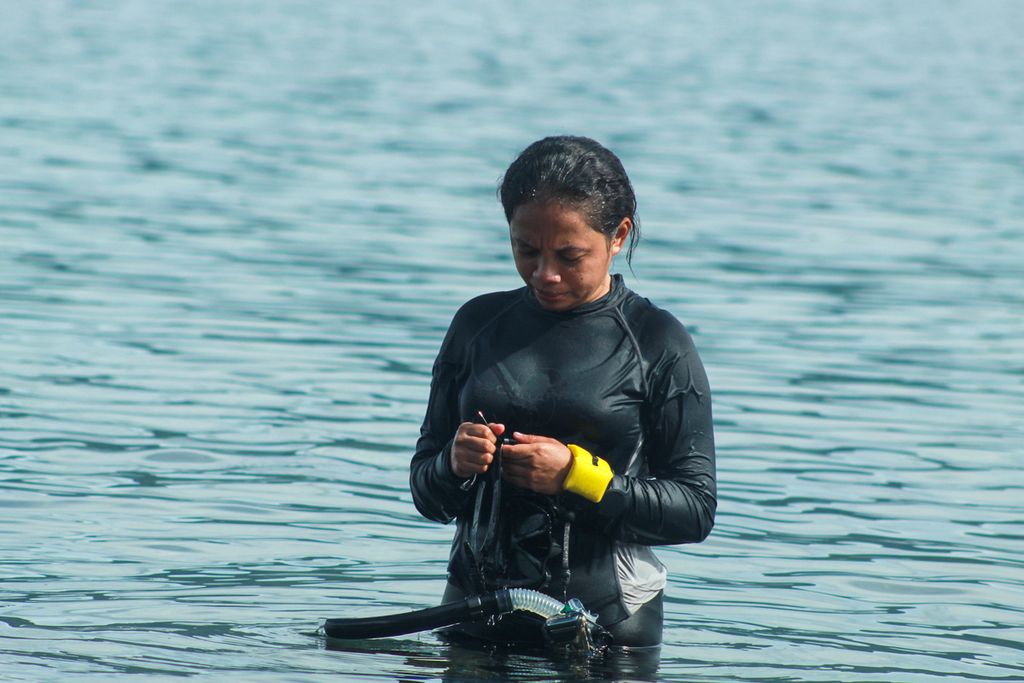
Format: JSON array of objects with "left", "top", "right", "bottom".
[{"left": 2, "top": 0, "right": 1022, "bottom": 680}]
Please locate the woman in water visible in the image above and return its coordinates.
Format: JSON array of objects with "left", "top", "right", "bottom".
[{"left": 410, "top": 136, "right": 716, "bottom": 649}]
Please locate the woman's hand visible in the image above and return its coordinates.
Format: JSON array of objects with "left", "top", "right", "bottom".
[
  {"left": 450, "top": 421, "right": 505, "bottom": 479},
  {"left": 500, "top": 432, "right": 573, "bottom": 495}
]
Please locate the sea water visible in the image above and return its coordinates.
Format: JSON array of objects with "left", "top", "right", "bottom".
[{"left": 1, "top": 1, "right": 1022, "bottom": 680}]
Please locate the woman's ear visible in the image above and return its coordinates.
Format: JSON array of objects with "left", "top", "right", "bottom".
[{"left": 609, "top": 218, "right": 632, "bottom": 256}]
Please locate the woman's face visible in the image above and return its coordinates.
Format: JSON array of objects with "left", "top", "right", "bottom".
[{"left": 509, "top": 201, "right": 629, "bottom": 312}]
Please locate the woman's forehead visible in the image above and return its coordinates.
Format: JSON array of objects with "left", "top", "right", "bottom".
[{"left": 509, "top": 202, "right": 599, "bottom": 243}]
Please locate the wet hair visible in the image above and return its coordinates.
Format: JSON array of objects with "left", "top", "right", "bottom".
[{"left": 498, "top": 135, "right": 641, "bottom": 265}]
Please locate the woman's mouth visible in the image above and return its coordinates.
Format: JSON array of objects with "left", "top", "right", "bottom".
[{"left": 535, "top": 290, "right": 564, "bottom": 301}]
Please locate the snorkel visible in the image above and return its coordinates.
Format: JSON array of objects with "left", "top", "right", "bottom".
[{"left": 322, "top": 588, "right": 609, "bottom": 654}]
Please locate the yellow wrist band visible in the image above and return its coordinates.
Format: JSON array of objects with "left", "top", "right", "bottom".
[{"left": 563, "top": 444, "right": 614, "bottom": 503}]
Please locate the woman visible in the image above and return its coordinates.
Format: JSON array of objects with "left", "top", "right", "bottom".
[{"left": 410, "top": 136, "right": 716, "bottom": 649}]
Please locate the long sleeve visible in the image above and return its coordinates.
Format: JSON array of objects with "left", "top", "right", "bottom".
[
  {"left": 409, "top": 289, "right": 524, "bottom": 523},
  {"left": 409, "top": 326, "right": 475, "bottom": 523},
  {"left": 593, "top": 316, "right": 717, "bottom": 545}
]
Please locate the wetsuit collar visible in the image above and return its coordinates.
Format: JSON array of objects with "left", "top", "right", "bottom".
[{"left": 524, "top": 273, "right": 626, "bottom": 317}]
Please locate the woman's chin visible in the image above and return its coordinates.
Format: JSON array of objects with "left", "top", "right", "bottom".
[{"left": 534, "top": 290, "right": 574, "bottom": 310}]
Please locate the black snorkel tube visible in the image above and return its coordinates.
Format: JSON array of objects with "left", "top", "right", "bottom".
[
  {"left": 324, "top": 590, "right": 509, "bottom": 640},
  {"left": 323, "top": 588, "right": 609, "bottom": 653}
]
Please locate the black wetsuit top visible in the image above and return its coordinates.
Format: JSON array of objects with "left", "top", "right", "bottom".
[{"left": 410, "top": 275, "right": 716, "bottom": 628}]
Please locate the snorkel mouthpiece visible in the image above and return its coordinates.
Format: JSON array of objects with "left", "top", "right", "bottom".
[{"left": 542, "top": 597, "right": 608, "bottom": 651}]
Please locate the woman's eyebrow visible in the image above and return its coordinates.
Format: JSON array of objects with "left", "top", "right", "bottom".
[{"left": 511, "top": 238, "right": 588, "bottom": 253}]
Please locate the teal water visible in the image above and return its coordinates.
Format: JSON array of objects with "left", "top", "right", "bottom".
[{"left": 2, "top": 1, "right": 1023, "bottom": 680}]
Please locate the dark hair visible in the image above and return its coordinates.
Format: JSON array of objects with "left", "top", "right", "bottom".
[{"left": 498, "top": 136, "right": 641, "bottom": 265}]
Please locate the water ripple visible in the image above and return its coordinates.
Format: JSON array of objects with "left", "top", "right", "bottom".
[{"left": 2, "top": 0, "right": 1023, "bottom": 680}]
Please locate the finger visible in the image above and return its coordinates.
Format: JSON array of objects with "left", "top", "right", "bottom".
[
  {"left": 459, "top": 460, "right": 490, "bottom": 476},
  {"left": 489, "top": 423, "right": 506, "bottom": 438},
  {"left": 500, "top": 467, "right": 533, "bottom": 489},
  {"left": 497, "top": 443, "right": 532, "bottom": 459},
  {"left": 452, "top": 449, "right": 492, "bottom": 477},
  {"left": 464, "top": 451, "right": 494, "bottom": 468},
  {"left": 456, "top": 435, "right": 498, "bottom": 454},
  {"left": 500, "top": 462, "right": 530, "bottom": 479},
  {"left": 460, "top": 423, "right": 498, "bottom": 441},
  {"left": 511, "top": 431, "right": 559, "bottom": 444},
  {"left": 457, "top": 451, "right": 493, "bottom": 473}
]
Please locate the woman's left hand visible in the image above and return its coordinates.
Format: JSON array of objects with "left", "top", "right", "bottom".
[{"left": 500, "top": 432, "right": 573, "bottom": 495}]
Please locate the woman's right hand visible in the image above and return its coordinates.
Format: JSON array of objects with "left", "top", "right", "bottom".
[{"left": 450, "top": 421, "right": 506, "bottom": 479}]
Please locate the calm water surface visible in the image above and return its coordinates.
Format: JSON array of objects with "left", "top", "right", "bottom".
[{"left": 2, "top": 1, "right": 1023, "bottom": 680}]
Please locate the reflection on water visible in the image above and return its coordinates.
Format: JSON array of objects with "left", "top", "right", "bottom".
[
  {"left": 2, "top": 0, "right": 1023, "bottom": 680},
  {"left": 324, "top": 636, "right": 663, "bottom": 682}
]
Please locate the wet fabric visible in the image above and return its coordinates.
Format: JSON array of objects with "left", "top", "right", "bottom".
[
  {"left": 410, "top": 274, "right": 716, "bottom": 627},
  {"left": 615, "top": 542, "right": 667, "bottom": 614}
]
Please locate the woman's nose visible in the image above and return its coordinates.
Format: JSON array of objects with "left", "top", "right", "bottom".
[{"left": 533, "top": 257, "right": 561, "bottom": 283}]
